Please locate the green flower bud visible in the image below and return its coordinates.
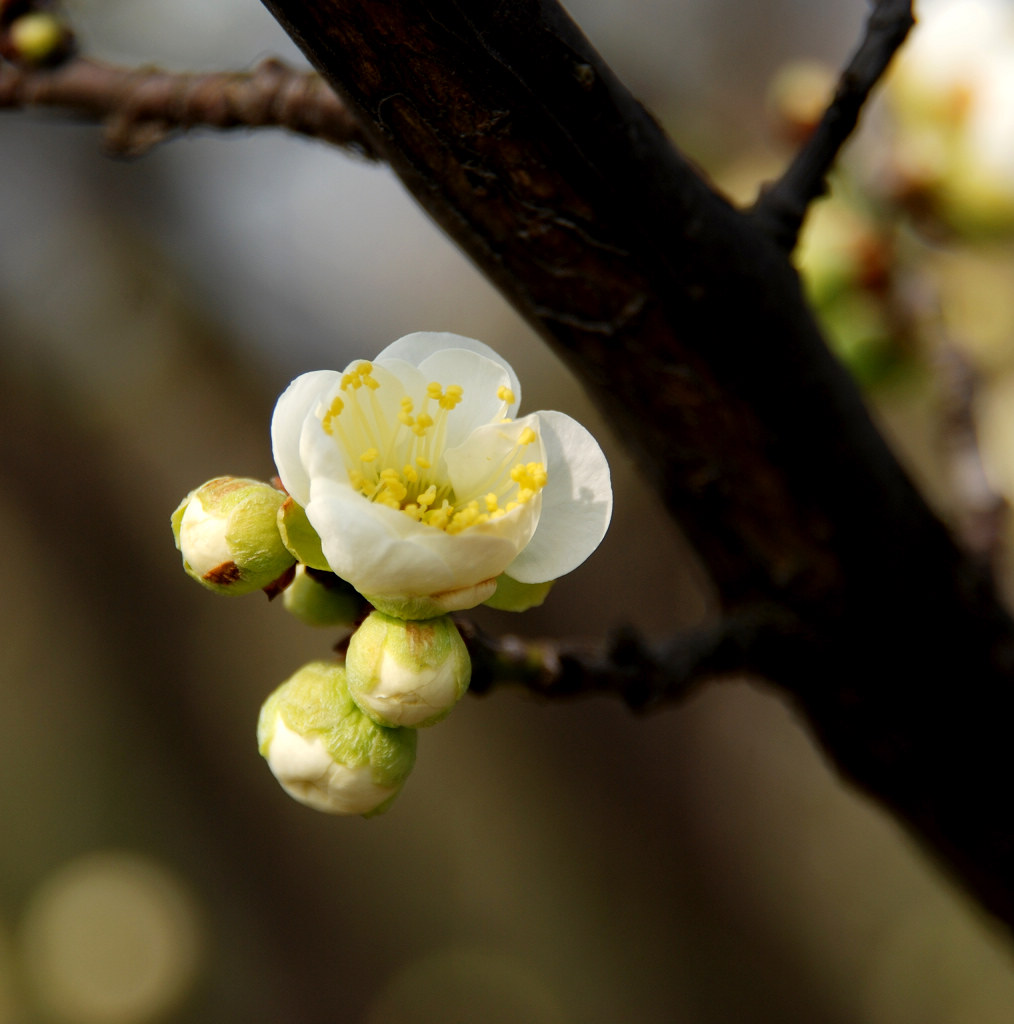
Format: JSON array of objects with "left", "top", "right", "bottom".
[
  {"left": 4, "top": 13, "right": 73, "bottom": 66},
  {"left": 257, "top": 660, "right": 416, "bottom": 817},
  {"left": 483, "top": 573, "right": 554, "bottom": 612},
  {"left": 346, "top": 611, "right": 471, "bottom": 728},
  {"left": 282, "top": 565, "right": 363, "bottom": 628},
  {"left": 171, "top": 476, "right": 295, "bottom": 595}
]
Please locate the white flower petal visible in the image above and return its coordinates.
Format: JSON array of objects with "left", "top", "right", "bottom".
[
  {"left": 376, "top": 332, "right": 522, "bottom": 410},
  {"left": 271, "top": 370, "right": 340, "bottom": 506},
  {"left": 306, "top": 476, "right": 528, "bottom": 598},
  {"left": 506, "top": 409, "right": 612, "bottom": 583},
  {"left": 411, "top": 348, "right": 517, "bottom": 444},
  {"left": 442, "top": 413, "right": 544, "bottom": 501}
]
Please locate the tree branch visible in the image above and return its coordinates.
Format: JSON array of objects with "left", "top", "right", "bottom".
[
  {"left": 750, "top": 0, "right": 915, "bottom": 250},
  {"left": 258, "top": 0, "right": 1014, "bottom": 932},
  {"left": 0, "top": 55, "right": 378, "bottom": 156},
  {"left": 460, "top": 608, "right": 805, "bottom": 711}
]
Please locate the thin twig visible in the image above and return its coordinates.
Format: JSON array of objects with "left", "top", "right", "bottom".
[
  {"left": 0, "top": 54, "right": 380, "bottom": 157},
  {"left": 459, "top": 608, "right": 801, "bottom": 711},
  {"left": 750, "top": 0, "right": 915, "bottom": 250}
]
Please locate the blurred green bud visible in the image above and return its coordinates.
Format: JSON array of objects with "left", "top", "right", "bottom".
[
  {"left": 3, "top": 13, "right": 73, "bottom": 66},
  {"left": 277, "top": 496, "right": 330, "bottom": 571},
  {"left": 171, "top": 476, "right": 295, "bottom": 595},
  {"left": 257, "top": 660, "right": 416, "bottom": 817},
  {"left": 282, "top": 564, "right": 363, "bottom": 628},
  {"left": 483, "top": 573, "right": 554, "bottom": 612},
  {"left": 346, "top": 611, "right": 471, "bottom": 728}
]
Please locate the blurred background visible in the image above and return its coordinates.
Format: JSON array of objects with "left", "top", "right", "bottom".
[{"left": 3, "top": 0, "right": 1014, "bottom": 1021}]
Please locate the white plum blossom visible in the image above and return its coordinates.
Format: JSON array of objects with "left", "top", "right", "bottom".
[
  {"left": 883, "top": 0, "right": 1014, "bottom": 231},
  {"left": 271, "top": 333, "right": 612, "bottom": 618}
]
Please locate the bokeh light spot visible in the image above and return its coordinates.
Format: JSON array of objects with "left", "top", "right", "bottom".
[{"left": 19, "top": 850, "right": 205, "bottom": 1024}]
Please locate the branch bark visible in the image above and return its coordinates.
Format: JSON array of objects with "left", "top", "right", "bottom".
[
  {"left": 254, "top": 0, "right": 1014, "bottom": 932},
  {"left": 0, "top": 55, "right": 377, "bottom": 156}
]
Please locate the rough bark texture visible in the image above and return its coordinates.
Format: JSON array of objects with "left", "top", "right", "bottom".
[{"left": 258, "top": 0, "right": 1014, "bottom": 930}]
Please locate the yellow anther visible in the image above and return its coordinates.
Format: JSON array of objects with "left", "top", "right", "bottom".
[
  {"left": 497, "top": 385, "right": 515, "bottom": 403},
  {"left": 413, "top": 412, "right": 433, "bottom": 436},
  {"left": 403, "top": 465, "right": 419, "bottom": 484},
  {"left": 321, "top": 395, "right": 345, "bottom": 435},
  {"left": 340, "top": 372, "right": 357, "bottom": 390},
  {"left": 440, "top": 385, "right": 464, "bottom": 410},
  {"left": 518, "top": 426, "right": 536, "bottom": 445},
  {"left": 416, "top": 456, "right": 431, "bottom": 469},
  {"left": 399, "top": 411, "right": 415, "bottom": 426},
  {"left": 360, "top": 448, "right": 379, "bottom": 463},
  {"left": 362, "top": 374, "right": 380, "bottom": 390},
  {"left": 357, "top": 361, "right": 373, "bottom": 375},
  {"left": 485, "top": 492, "right": 500, "bottom": 513},
  {"left": 417, "top": 486, "right": 437, "bottom": 508},
  {"left": 426, "top": 382, "right": 443, "bottom": 400}
]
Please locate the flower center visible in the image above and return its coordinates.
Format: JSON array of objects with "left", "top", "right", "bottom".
[{"left": 320, "top": 361, "right": 546, "bottom": 534}]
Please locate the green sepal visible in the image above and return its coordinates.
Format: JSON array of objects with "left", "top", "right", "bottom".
[
  {"left": 277, "top": 497, "right": 331, "bottom": 571},
  {"left": 282, "top": 566, "right": 364, "bottom": 627},
  {"left": 483, "top": 574, "right": 554, "bottom": 612}
]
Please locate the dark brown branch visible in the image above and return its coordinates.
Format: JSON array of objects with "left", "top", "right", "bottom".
[
  {"left": 0, "top": 54, "right": 379, "bottom": 156},
  {"left": 460, "top": 608, "right": 804, "bottom": 711},
  {"left": 750, "top": 0, "right": 915, "bottom": 250},
  {"left": 259, "top": 0, "right": 1014, "bottom": 933}
]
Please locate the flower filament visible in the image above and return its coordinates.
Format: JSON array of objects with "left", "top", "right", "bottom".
[{"left": 320, "top": 361, "right": 545, "bottom": 534}]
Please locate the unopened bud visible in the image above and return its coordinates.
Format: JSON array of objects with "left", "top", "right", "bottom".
[
  {"left": 171, "top": 476, "right": 295, "bottom": 595},
  {"left": 257, "top": 660, "right": 416, "bottom": 816},
  {"left": 3, "top": 12, "right": 73, "bottom": 66},
  {"left": 282, "top": 564, "right": 363, "bottom": 628},
  {"left": 346, "top": 611, "right": 471, "bottom": 728}
]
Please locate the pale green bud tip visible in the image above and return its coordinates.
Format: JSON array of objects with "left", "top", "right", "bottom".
[
  {"left": 171, "top": 476, "right": 295, "bottom": 596},
  {"left": 257, "top": 660, "right": 416, "bottom": 817},
  {"left": 346, "top": 611, "right": 472, "bottom": 728},
  {"left": 282, "top": 565, "right": 363, "bottom": 628}
]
